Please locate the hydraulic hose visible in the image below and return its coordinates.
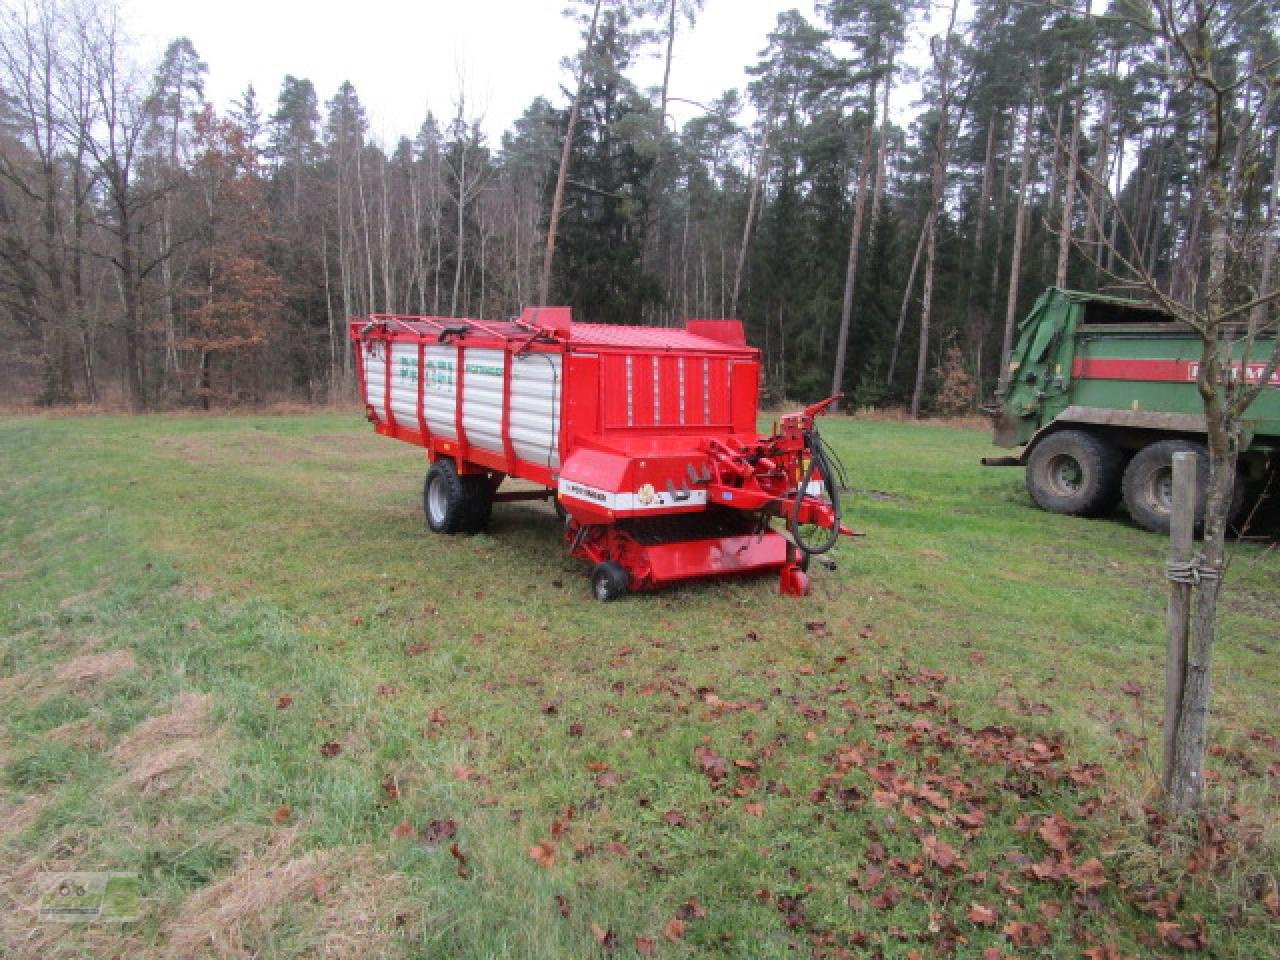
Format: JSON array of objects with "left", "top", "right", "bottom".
[{"left": 788, "top": 428, "right": 843, "bottom": 556}]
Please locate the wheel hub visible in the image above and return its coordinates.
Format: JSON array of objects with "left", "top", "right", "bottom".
[
  {"left": 1048, "top": 453, "right": 1084, "bottom": 495},
  {"left": 1151, "top": 468, "right": 1173, "bottom": 512},
  {"left": 427, "top": 476, "right": 448, "bottom": 525}
]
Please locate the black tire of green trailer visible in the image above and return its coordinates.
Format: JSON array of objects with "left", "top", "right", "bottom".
[
  {"left": 1121, "top": 439, "right": 1243, "bottom": 536},
  {"left": 1024, "top": 429, "right": 1125, "bottom": 518},
  {"left": 424, "top": 460, "right": 492, "bottom": 534}
]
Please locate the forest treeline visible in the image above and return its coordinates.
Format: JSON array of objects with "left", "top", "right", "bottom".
[{"left": 1, "top": 0, "right": 1277, "bottom": 412}]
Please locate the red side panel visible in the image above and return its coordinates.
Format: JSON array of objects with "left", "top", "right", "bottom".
[
  {"left": 632, "top": 355, "right": 655, "bottom": 428},
  {"left": 731, "top": 360, "right": 759, "bottom": 433},
  {"left": 708, "top": 357, "right": 731, "bottom": 426}
]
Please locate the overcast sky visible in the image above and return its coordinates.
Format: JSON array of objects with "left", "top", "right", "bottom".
[{"left": 125, "top": 0, "right": 935, "bottom": 147}]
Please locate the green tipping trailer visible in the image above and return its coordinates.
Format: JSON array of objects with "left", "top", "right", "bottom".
[{"left": 986, "top": 288, "right": 1279, "bottom": 532}]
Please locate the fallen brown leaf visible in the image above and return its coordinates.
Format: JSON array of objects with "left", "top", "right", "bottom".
[
  {"left": 529, "top": 840, "right": 556, "bottom": 869},
  {"left": 590, "top": 922, "right": 618, "bottom": 950},
  {"left": 421, "top": 819, "right": 457, "bottom": 844},
  {"left": 967, "top": 903, "right": 998, "bottom": 926}
]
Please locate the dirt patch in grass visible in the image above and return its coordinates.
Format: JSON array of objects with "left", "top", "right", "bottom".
[
  {"left": 166, "top": 829, "right": 407, "bottom": 959},
  {"left": 0, "top": 793, "right": 51, "bottom": 838},
  {"left": 56, "top": 582, "right": 112, "bottom": 610},
  {"left": 53, "top": 649, "right": 137, "bottom": 692},
  {"left": 46, "top": 719, "right": 108, "bottom": 752},
  {"left": 112, "top": 691, "right": 225, "bottom": 796},
  {"left": 0, "top": 647, "right": 139, "bottom": 702}
]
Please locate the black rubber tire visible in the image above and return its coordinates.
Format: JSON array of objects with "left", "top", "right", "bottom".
[
  {"left": 424, "top": 460, "right": 490, "bottom": 534},
  {"left": 590, "top": 561, "right": 630, "bottom": 602},
  {"left": 1122, "top": 439, "right": 1243, "bottom": 535},
  {"left": 460, "top": 475, "right": 493, "bottom": 532},
  {"left": 424, "top": 460, "right": 467, "bottom": 533},
  {"left": 1025, "top": 429, "right": 1124, "bottom": 517}
]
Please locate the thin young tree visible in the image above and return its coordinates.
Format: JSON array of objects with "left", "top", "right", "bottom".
[{"left": 1073, "top": 0, "right": 1280, "bottom": 813}]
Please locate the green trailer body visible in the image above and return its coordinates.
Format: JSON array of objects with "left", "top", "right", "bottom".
[{"left": 988, "top": 288, "right": 1278, "bottom": 532}]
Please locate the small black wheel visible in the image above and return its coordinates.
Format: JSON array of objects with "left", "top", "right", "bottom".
[
  {"left": 424, "top": 460, "right": 491, "bottom": 533},
  {"left": 590, "top": 561, "right": 630, "bottom": 602},
  {"left": 1025, "top": 429, "right": 1124, "bottom": 517},
  {"left": 1122, "top": 439, "right": 1243, "bottom": 535}
]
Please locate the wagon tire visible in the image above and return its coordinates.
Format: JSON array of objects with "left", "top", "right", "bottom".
[
  {"left": 1122, "top": 439, "right": 1243, "bottom": 535},
  {"left": 1025, "top": 429, "right": 1124, "bottom": 518},
  {"left": 590, "top": 561, "right": 630, "bottom": 602},
  {"left": 459, "top": 476, "right": 493, "bottom": 533},
  {"left": 424, "top": 460, "right": 472, "bottom": 534}
]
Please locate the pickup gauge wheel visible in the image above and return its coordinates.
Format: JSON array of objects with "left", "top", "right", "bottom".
[
  {"left": 590, "top": 561, "right": 630, "bottom": 602},
  {"left": 1025, "top": 429, "right": 1124, "bottom": 517}
]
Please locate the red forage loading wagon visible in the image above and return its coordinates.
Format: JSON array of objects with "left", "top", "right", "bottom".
[{"left": 351, "top": 307, "right": 855, "bottom": 600}]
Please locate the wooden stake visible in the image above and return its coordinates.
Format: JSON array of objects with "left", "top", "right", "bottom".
[{"left": 1162, "top": 451, "right": 1196, "bottom": 793}]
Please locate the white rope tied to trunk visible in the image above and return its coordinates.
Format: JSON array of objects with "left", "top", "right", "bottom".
[{"left": 1166, "top": 554, "right": 1222, "bottom": 585}]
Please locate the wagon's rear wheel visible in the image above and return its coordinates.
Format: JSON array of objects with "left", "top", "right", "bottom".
[
  {"left": 1024, "top": 429, "right": 1124, "bottom": 517},
  {"left": 1122, "top": 439, "right": 1244, "bottom": 535},
  {"left": 424, "top": 460, "right": 491, "bottom": 534},
  {"left": 590, "top": 561, "right": 630, "bottom": 602}
]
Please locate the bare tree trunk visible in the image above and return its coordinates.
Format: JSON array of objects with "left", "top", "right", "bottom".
[
  {"left": 888, "top": 211, "right": 930, "bottom": 388},
  {"left": 1081, "top": 48, "right": 1117, "bottom": 260},
  {"left": 988, "top": 148, "right": 1013, "bottom": 360},
  {"left": 452, "top": 135, "right": 466, "bottom": 317},
  {"left": 1253, "top": 128, "right": 1280, "bottom": 329},
  {"left": 832, "top": 83, "right": 877, "bottom": 406},
  {"left": 731, "top": 118, "right": 771, "bottom": 318},
  {"left": 1000, "top": 99, "right": 1036, "bottom": 386},
  {"left": 911, "top": 207, "right": 941, "bottom": 418},
  {"left": 962, "top": 110, "right": 999, "bottom": 374},
  {"left": 357, "top": 144, "right": 376, "bottom": 315},
  {"left": 322, "top": 228, "right": 337, "bottom": 386},
  {"left": 1038, "top": 102, "right": 1064, "bottom": 284},
  {"left": 1056, "top": 91, "right": 1084, "bottom": 287},
  {"left": 911, "top": 2, "right": 959, "bottom": 418},
  {"left": 867, "top": 45, "right": 895, "bottom": 239},
  {"left": 540, "top": 0, "right": 602, "bottom": 304},
  {"left": 643, "top": 0, "right": 678, "bottom": 263},
  {"left": 1105, "top": 124, "right": 1125, "bottom": 277}
]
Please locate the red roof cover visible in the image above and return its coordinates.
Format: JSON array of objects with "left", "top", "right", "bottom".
[
  {"left": 567, "top": 322, "right": 752, "bottom": 354},
  {"left": 355, "top": 311, "right": 754, "bottom": 355}
]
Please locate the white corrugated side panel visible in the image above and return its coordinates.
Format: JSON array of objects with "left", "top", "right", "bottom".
[
  {"left": 461, "top": 348, "right": 504, "bottom": 454},
  {"left": 510, "top": 353, "right": 561, "bottom": 468},
  {"left": 389, "top": 343, "right": 419, "bottom": 425},
  {"left": 423, "top": 344, "right": 457, "bottom": 440},
  {"left": 363, "top": 343, "right": 385, "bottom": 419}
]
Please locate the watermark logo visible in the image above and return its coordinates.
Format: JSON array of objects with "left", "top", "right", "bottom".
[{"left": 37, "top": 872, "right": 139, "bottom": 923}]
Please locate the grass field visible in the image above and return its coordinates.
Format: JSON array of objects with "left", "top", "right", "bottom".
[{"left": 1, "top": 412, "right": 1276, "bottom": 959}]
